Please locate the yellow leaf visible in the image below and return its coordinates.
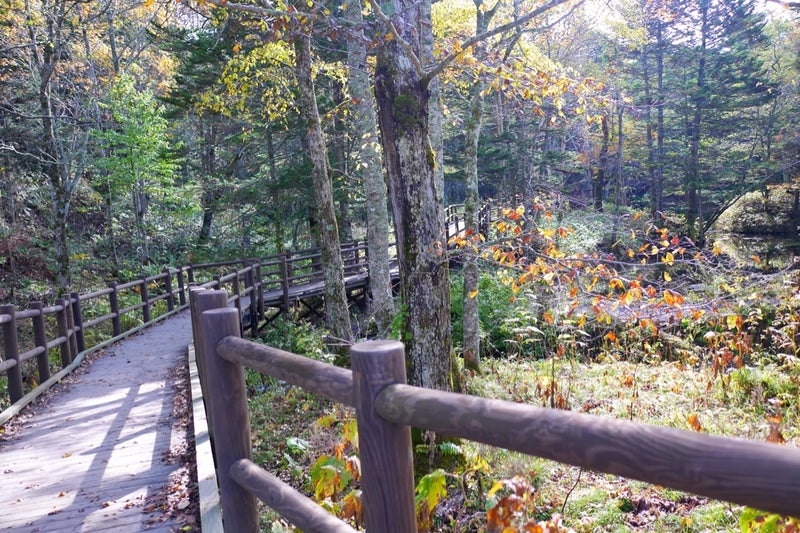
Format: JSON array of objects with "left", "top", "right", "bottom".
[
  {"left": 663, "top": 271, "right": 672, "bottom": 282},
  {"left": 651, "top": 245, "right": 659, "bottom": 255},
  {"left": 662, "top": 252, "right": 675, "bottom": 266},
  {"left": 385, "top": 32, "right": 394, "bottom": 41},
  {"left": 469, "top": 290, "right": 478, "bottom": 299},
  {"left": 713, "top": 242, "right": 722, "bottom": 256}
]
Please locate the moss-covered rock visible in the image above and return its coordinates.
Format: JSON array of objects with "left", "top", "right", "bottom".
[{"left": 711, "top": 185, "right": 800, "bottom": 235}]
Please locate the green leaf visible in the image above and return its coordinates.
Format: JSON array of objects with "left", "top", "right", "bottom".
[{"left": 414, "top": 468, "right": 447, "bottom": 512}]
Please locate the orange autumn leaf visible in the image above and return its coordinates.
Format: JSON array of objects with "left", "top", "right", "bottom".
[
  {"left": 605, "top": 331, "right": 617, "bottom": 342},
  {"left": 687, "top": 413, "right": 703, "bottom": 432},
  {"left": 767, "top": 415, "right": 786, "bottom": 445},
  {"left": 543, "top": 311, "right": 554, "bottom": 324}
]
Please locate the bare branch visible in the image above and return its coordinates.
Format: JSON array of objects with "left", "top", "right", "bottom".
[
  {"left": 366, "top": 0, "right": 424, "bottom": 77},
  {"left": 424, "top": 0, "right": 582, "bottom": 83}
]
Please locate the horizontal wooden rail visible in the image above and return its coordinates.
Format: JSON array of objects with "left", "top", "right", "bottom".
[
  {"left": 217, "top": 336, "right": 353, "bottom": 406},
  {"left": 374, "top": 384, "right": 800, "bottom": 517},
  {"left": 230, "top": 459, "right": 358, "bottom": 533},
  {"left": 191, "top": 290, "right": 800, "bottom": 532},
  {"left": 0, "top": 236, "right": 389, "bottom": 426}
]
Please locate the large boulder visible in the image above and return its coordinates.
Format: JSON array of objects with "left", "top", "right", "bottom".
[{"left": 711, "top": 184, "right": 800, "bottom": 235}]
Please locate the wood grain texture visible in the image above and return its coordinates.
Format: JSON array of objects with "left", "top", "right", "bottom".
[
  {"left": 230, "top": 459, "right": 358, "bottom": 533},
  {"left": 351, "top": 340, "right": 416, "bottom": 533},
  {"left": 198, "top": 302, "right": 259, "bottom": 532},
  {"left": 217, "top": 336, "right": 355, "bottom": 407},
  {"left": 375, "top": 383, "right": 800, "bottom": 516},
  {"left": 0, "top": 309, "right": 194, "bottom": 532}
]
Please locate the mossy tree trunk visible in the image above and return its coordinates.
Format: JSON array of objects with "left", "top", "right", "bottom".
[
  {"left": 373, "top": 0, "right": 452, "bottom": 391},
  {"left": 294, "top": 31, "right": 353, "bottom": 347},
  {"left": 344, "top": 0, "right": 395, "bottom": 331}
]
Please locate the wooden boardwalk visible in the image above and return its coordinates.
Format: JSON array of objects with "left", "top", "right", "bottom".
[{"left": 0, "top": 310, "right": 194, "bottom": 532}]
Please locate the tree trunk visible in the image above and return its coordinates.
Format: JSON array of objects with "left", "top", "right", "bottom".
[
  {"left": 594, "top": 114, "right": 610, "bottom": 212},
  {"left": 294, "top": 32, "right": 353, "bottom": 347},
  {"left": 462, "top": 2, "right": 492, "bottom": 373},
  {"left": 686, "top": 0, "right": 709, "bottom": 244},
  {"left": 421, "top": 0, "right": 445, "bottom": 207},
  {"left": 373, "top": 2, "right": 452, "bottom": 390},
  {"left": 344, "top": 0, "right": 395, "bottom": 330},
  {"left": 462, "top": 80, "right": 484, "bottom": 372}
]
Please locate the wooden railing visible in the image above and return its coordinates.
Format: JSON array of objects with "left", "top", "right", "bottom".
[
  {"left": 444, "top": 202, "right": 493, "bottom": 244},
  {"left": 0, "top": 241, "right": 373, "bottom": 425},
  {"left": 192, "top": 289, "right": 800, "bottom": 532}
]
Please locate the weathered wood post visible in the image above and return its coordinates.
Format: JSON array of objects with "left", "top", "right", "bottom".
[
  {"left": 244, "top": 262, "right": 257, "bottom": 335},
  {"left": 55, "top": 299, "right": 72, "bottom": 366},
  {"left": 70, "top": 292, "right": 86, "bottom": 353},
  {"left": 177, "top": 268, "right": 187, "bottom": 306},
  {"left": 197, "top": 294, "right": 259, "bottom": 532},
  {"left": 255, "top": 263, "right": 264, "bottom": 322},
  {"left": 140, "top": 276, "right": 151, "bottom": 324},
  {"left": 187, "top": 263, "right": 195, "bottom": 283},
  {"left": 231, "top": 273, "right": 243, "bottom": 336},
  {"left": 191, "top": 288, "right": 226, "bottom": 453},
  {"left": 163, "top": 268, "right": 175, "bottom": 312},
  {"left": 108, "top": 282, "right": 122, "bottom": 337},
  {"left": 65, "top": 296, "right": 78, "bottom": 358},
  {"left": 30, "top": 302, "right": 50, "bottom": 383},
  {"left": 279, "top": 254, "right": 290, "bottom": 311},
  {"left": 350, "top": 340, "right": 416, "bottom": 533},
  {"left": 1, "top": 304, "right": 24, "bottom": 403}
]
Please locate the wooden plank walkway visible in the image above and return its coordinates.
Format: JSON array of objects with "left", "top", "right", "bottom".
[{"left": 0, "top": 310, "right": 194, "bottom": 532}]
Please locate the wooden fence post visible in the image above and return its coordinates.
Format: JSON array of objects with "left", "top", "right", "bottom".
[
  {"left": 280, "top": 255, "right": 290, "bottom": 311},
  {"left": 255, "top": 263, "right": 264, "bottom": 322},
  {"left": 177, "top": 268, "right": 187, "bottom": 306},
  {"left": 163, "top": 268, "right": 175, "bottom": 312},
  {"left": 197, "top": 294, "right": 258, "bottom": 533},
  {"left": 191, "top": 289, "right": 227, "bottom": 453},
  {"left": 70, "top": 292, "right": 86, "bottom": 353},
  {"left": 65, "top": 296, "right": 78, "bottom": 358},
  {"left": 232, "top": 273, "right": 242, "bottom": 335},
  {"left": 30, "top": 302, "right": 50, "bottom": 383},
  {"left": 141, "top": 276, "right": 151, "bottom": 323},
  {"left": 350, "top": 340, "right": 416, "bottom": 533},
  {"left": 1, "top": 304, "right": 24, "bottom": 403},
  {"left": 188, "top": 263, "right": 195, "bottom": 283},
  {"left": 55, "top": 299, "right": 72, "bottom": 366},
  {"left": 244, "top": 262, "right": 257, "bottom": 334},
  {"left": 108, "top": 282, "right": 122, "bottom": 336}
]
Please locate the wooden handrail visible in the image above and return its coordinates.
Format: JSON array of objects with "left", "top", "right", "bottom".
[
  {"left": 0, "top": 237, "right": 384, "bottom": 418},
  {"left": 191, "top": 290, "right": 800, "bottom": 533}
]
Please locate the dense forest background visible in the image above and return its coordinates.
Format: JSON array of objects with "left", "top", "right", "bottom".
[{"left": 1, "top": 0, "right": 798, "bottom": 302}]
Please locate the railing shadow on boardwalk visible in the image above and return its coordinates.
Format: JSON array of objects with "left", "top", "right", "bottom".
[
  {"left": 0, "top": 240, "right": 394, "bottom": 426},
  {"left": 191, "top": 290, "right": 800, "bottom": 532}
]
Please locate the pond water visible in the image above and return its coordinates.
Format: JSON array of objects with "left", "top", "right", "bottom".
[{"left": 711, "top": 232, "right": 800, "bottom": 269}]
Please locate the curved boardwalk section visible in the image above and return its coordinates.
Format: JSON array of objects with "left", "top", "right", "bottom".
[{"left": 0, "top": 311, "right": 193, "bottom": 532}]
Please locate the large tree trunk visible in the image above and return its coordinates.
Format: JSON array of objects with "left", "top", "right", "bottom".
[
  {"left": 462, "top": 80, "right": 484, "bottom": 372},
  {"left": 294, "top": 32, "right": 353, "bottom": 347},
  {"left": 462, "top": 2, "right": 492, "bottom": 372},
  {"left": 344, "top": 0, "right": 395, "bottom": 331},
  {"left": 373, "top": 2, "right": 452, "bottom": 390}
]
